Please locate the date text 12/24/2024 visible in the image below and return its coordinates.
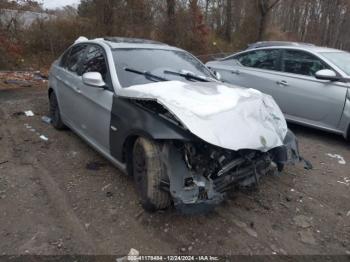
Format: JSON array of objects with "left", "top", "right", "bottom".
[{"left": 126, "top": 255, "right": 220, "bottom": 261}]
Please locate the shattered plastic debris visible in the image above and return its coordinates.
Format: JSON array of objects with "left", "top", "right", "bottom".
[
  {"left": 4, "top": 79, "right": 32, "bottom": 87},
  {"left": 41, "top": 116, "right": 52, "bottom": 124},
  {"left": 24, "top": 123, "right": 49, "bottom": 141},
  {"left": 39, "top": 135, "right": 48, "bottom": 141},
  {"left": 337, "top": 177, "right": 350, "bottom": 186},
  {"left": 231, "top": 218, "right": 258, "bottom": 238},
  {"left": 0, "top": 71, "right": 48, "bottom": 85},
  {"left": 24, "top": 110, "right": 34, "bottom": 117},
  {"left": 101, "top": 183, "right": 111, "bottom": 191},
  {"left": 117, "top": 248, "right": 140, "bottom": 262},
  {"left": 128, "top": 248, "right": 140, "bottom": 260},
  {"left": 67, "top": 151, "right": 78, "bottom": 158},
  {"left": 326, "top": 153, "right": 346, "bottom": 165}
]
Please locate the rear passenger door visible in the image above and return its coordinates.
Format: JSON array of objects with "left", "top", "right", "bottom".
[
  {"left": 76, "top": 44, "right": 114, "bottom": 153},
  {"left": 274, "top": 49, "right": 347, "bottom": 129},
  {"left": 55, "top": 44, "right": 88, "bottom": 130}
]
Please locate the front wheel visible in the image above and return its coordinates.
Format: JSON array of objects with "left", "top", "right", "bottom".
[{"left": 132, "top": 137, "right": 171, "bottom": 212}]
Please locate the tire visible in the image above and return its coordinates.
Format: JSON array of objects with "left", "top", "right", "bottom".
[
  {"left": 49, "top": 92, "right": 66, "bottom": 130},
  {"left": 132, "top": 137, "right": 171, "bottom": 211},
  {"left": 277, "top": 163, "right": 284, "bottom": 172}
]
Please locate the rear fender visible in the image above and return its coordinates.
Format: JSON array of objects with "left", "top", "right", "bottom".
[{"left": 338, "top": 91, "right": 350, "bottom": 139}]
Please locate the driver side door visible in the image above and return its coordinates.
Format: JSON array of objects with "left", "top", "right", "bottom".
[
  {"left": 274, "top": 49, "right": 348, "bottom": 130},
  {"left": 75, "top": 44, "right": 115, "bottom": 154}
]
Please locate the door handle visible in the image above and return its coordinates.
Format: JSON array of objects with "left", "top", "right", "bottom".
[
  {"left": 276, "top": 80, "right": 288, "bottom": 86},
  {"left": 231, "top": 69, "right": 240, "bottom": 75}
]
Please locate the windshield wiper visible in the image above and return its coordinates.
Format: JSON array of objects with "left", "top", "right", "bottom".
[
  {"left": 124, "top": 67, "right": 168, "bottom": 82},
  {"left": 163, "top": 70, "right": 211, "bottom": 82}
]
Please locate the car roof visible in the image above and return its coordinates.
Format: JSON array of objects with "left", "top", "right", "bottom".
[
  {"left": 247, "top": 41, "right": 343, "bottom": 53},
  {"left": 247, "top": 41, "right": 315, "bottom": 49},
  {"left": 74, "top": 36, "right": 181, "bottom": 51},
  {"left": 104, "top": 37, "right": 166, "bottom": 45}
]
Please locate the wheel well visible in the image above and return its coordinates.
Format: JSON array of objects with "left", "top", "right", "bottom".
[
  {"left": 123, "top": 135, "right": 139, "bottom": 175},
  {"left": 347, "top": 123, "right": 350, "bottom": 141}
]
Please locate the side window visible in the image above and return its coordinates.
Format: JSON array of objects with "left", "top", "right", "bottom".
[
  {"left": 282, "top": 50, "right": 330, "bottom": 76},
  {"left": 81, "top": 45, "right": 108, "bottom": 81},
  {"left": 234, "top": 49, "right": 281, "bottom": 71},
  {"left": 66, "top": 45, "right": 87, "bottom": 74},
  {"left": 59, "top": 48, "right": 71, "bottom": 68}
]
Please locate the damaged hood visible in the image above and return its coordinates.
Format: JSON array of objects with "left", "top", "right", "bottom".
[{"left": 118, "top": 81, "right": 288, "bottom": 152}]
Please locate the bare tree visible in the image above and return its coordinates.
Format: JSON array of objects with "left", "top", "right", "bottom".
[
  {"left": 224, "top": 0, "right": 232, "bottom": 41},
  {"left": 166, "top": 0, "right": 176, "bottom": 44},
  {"left": 257, "top": 0, "right": 280, "bottom": 40}
]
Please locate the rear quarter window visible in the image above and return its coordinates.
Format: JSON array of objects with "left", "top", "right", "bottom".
[
  {"left": 59, "top": 48, "right": 71, "bottom": 68},
  {"left": 66, "top": 45, "right": 88, "bottom": 74},
  {"left": 231, "top": 49, "right": 281, "bottom": 71}
]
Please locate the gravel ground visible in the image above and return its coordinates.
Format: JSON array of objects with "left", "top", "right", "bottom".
[{"left": 0, "top": 82, "right": 349, "bottom": 256}]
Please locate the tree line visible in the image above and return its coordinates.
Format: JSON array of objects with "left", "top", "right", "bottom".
[{"left": 1, "top": 0, "right": 350, "bottom": 69}]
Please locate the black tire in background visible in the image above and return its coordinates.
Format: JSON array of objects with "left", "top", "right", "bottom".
[
  {"left": 132, "top": 137, "right": 171, "bottom": 211},
  {"left": 49, "top": 92, "right": 66, "bottom": 130}
]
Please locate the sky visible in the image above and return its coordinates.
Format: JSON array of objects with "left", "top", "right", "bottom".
[{"left": 40, "top": 0, "right": 81, "bottom": 9}]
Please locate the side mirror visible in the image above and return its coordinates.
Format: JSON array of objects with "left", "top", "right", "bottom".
[
  {"left": 208, "top": 68, "right": 221, "bottom": 81},
  {"left": 315, "top": 69, "right": 340, "bottom": 81},
  {"left": 82, "top": 72, "right": 106, "bottom": 88},
  {"left": 214, "top": 71, "right": 222, "bottom": 81}
]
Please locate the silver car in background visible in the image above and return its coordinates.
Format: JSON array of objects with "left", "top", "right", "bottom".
[{"left": 206, "top": 42, "right": 350, "bottom": 140}]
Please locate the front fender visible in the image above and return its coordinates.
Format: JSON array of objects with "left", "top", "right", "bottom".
[
  {"left": 110, "top": 96, "right": 194, "bottom": 162},
  {"left": 269, "top": 130, "right": 301, "bottom": 165}
]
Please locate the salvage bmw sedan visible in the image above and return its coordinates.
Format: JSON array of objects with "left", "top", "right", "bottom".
[{"left": 48, "top": 37, "right": 301, "bottom": 212}]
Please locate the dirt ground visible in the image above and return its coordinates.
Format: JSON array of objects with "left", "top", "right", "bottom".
[{"left": 0, "top": 81, "right": 349, "bottom": 256}]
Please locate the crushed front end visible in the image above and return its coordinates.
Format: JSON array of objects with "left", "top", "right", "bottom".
[{"left": 161, "top": 130, "right": 301, "bottom": 213}]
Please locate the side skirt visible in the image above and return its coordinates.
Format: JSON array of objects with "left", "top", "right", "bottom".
[{"left": 63, "top": 121, "right": 127, "bottom": 174}]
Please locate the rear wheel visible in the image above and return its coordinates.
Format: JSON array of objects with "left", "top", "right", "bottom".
[
  {"left": 132, "top": 137, "right": 171, "bottom": 212},
  {"left": 49, "top": 92, "right": 66, "bottom": 130}
]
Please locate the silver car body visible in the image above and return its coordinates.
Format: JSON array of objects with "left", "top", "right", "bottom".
[
  {"left": 50, "top": 37, "right": 288, "bottom": 162},
  {"left": 48, "top": 37, "right": 302, "bottom": 209},
  {"left": 206, "top": 45, "right": 350, "bottom": 139}
]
